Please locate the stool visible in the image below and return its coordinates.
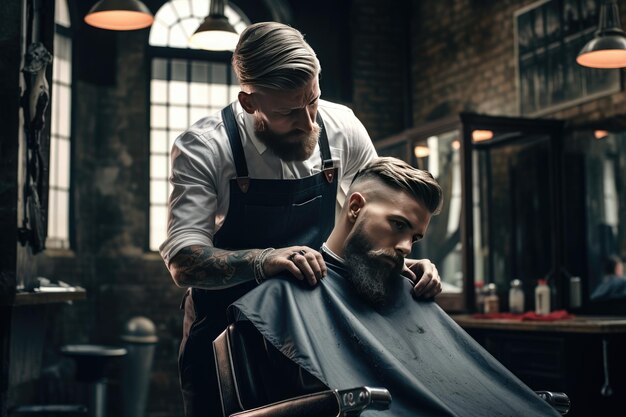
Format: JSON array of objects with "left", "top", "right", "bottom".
[{"left": 61, "top": 345, "right": 127, "bottom": 417}]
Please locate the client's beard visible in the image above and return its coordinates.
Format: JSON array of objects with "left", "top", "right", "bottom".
[
  {"left": 343, "top": 225, "right": 404, "bottom": 307},
  {"left": 254, "top": 115, "right": 320, "bottom": 162}
]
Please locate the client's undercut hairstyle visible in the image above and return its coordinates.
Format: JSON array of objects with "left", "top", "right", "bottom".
[
  {"left": 352, "top": 157, "right": 444, "bottom": 215},
  {"left": 232, "top": 22, "right": 321, "bottom": 91}
]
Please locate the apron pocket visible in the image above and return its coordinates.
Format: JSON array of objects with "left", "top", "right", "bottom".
[{"left": 289, "top": 194, "right": 325, "bottom": 236}]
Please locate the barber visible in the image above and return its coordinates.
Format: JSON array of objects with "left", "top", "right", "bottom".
[{"left": 159, "top": 22, "right": 442, "bottom": 417}]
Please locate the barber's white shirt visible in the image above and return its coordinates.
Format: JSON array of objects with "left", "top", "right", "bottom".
[{"left": 159, "top": 99, "right": 377, "bottom": 265}]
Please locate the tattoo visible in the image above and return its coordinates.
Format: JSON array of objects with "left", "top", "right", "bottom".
[{"left": 170, "top": 245, "right": 261, "bottom": 289}]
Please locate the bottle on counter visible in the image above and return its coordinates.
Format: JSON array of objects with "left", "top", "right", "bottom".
[
  {"left": 570, "top": 276, "right": 582, "bottom": 309},
  {"left": 509, "top": 279, "right": 525, "bottom": 314},
  {"left": 475, "top": 281, "right": 485, "bottom": 313},
  {"left": 484, "top": 283, "right": 500, "bottom": 314},
  {"left": 535, "top": 279, "right": 551, "bottom": 315}
]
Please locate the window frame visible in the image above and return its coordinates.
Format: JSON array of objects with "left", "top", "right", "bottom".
[{"left": 147, "top": 1, "right": 249, "bottom": 252}]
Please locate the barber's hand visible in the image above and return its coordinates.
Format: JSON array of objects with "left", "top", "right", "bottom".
[
  {"left": 403, "top": 258, "right": 442, "bottom": 299},
  {"left": 262, "top": 246, "right": 327, "bottom": 286}
]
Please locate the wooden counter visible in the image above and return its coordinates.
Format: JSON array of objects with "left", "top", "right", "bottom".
[
  {"left": 451, "top": 314, "right": 626, "bottom": 416},
  {"left": 451, "top": 314, "right": 626, "bottom": 334}
]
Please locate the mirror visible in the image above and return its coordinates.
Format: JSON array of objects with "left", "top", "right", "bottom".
[
  {"left": 461, "top": 113, "right": 564, "bottom": 312},
  {"left": 376, "top": 117, "right": 464, "bottom": 311},
  {"left": 563, "top": 124, "right": 626, "bottom": 311},
  {"left": 472, "top": 133, "right": 554, "bottom": 297}
]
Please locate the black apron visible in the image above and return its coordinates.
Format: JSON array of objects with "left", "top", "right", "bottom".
[{"left": 179, "top": 104, "right": 338, "bottom": 417}]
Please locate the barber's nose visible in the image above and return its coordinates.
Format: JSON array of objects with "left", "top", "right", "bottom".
[
  {"left": 295, "top": 108, "right": 315, "bottom": 132},
  {"left": 395, "top": 238, "right": 412, "bottom": 257}
]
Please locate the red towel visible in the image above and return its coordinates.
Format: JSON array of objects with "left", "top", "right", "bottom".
[{"left": 472, "top": 310, "right": 574, "bottom": 321}]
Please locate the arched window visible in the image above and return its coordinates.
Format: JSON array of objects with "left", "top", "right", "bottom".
[
  {"left": 47, "top": 0, "right": 72, "bottom": 249},
  {"left": 148, "top": 0, "right": 249, "bottom": 250}
]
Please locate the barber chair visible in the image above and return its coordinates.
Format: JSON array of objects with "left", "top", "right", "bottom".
[
  {"left": 213, "top": 321, "right": 391, "bottom": 417},
  {"left": 214, "top": 321, "right": 570, "bottom": 416}
]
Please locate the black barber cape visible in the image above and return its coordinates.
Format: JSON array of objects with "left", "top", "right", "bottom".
[{"left": 228, "top": 260, "right": 560, "bottom": 417}]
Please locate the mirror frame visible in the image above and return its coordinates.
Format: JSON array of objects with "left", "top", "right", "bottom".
[{"left": 460, "top": 113, "right": 565, "bottom": 312}]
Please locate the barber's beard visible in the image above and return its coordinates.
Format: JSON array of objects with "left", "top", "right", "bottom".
[
  {"left": 254, "top": 115, "right": 320, "bottom": 162},
  {"left": 344, "top": 225, "right": 404, "bottom": 307}
]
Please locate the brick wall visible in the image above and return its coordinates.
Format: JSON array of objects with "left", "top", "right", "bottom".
[
  {"left": 409, "top": 0, "right": 626, "bottom": 125},
  {"left": 351, "top": 0, "right": 412, "bottom": 140}
]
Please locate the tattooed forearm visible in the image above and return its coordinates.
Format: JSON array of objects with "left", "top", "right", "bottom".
[{"left": 169, "top": 245, "right": 261, "bottom": 289}]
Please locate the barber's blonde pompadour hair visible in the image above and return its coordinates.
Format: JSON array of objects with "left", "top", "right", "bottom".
[
  {"left": 232, "top": 22, "right": 321, "bottom": 90},
  {"left": 351, "top": 157, "right": 444, "bottom": 215}
]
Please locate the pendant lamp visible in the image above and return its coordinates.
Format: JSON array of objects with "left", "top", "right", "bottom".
[
  {"left": 190, "top": 0, "right": 239, "bottom": 51},
  {"left": 85, "top": 0, "right": 154, "bottom": 31},
  {"left": 576, "top": 0, "right": 626, "bottom": 68}
]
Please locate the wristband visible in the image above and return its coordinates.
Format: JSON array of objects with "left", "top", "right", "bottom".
[{"left": 254, "top": 247, "right": 274, "bottom": 284}]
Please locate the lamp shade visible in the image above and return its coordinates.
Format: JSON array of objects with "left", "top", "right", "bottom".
[
  {"left": 576, "top": 0, "right": 626, "bottom": 68},
  {"left": 190, "top": 14, "right": 239, "bottom": 51},
  {"left": 85, "top": 0, "right": 154, "bottom": 31}
]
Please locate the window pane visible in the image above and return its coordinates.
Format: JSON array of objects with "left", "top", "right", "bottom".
[
  {"left": 210, "top": 63, "right": 227, "bottom": 84},
  {"left": 155, "top": 3, "right": 177, "bottom": 26},
  {"left": 151, "top": 179, "right": 169, "bottom": 204},
  {"left": 57, "top": 189, "right": 69, "bottom": 241},
  {"left": 58, "top": 85, "right": 71, "bottom": 136},
  {"left": 210, "top": 84, "right": 228, "bottom": 104},
  {"left": 151, "top": 105, "right": 167, "bottom": 128},
  {"left": 169, "top": 106, "right": 189, "bottom": 129},
  {"left": 191, "top": 0, "right": 208, "bottom": 17},
  {"left": 191, "top": 61, "right": 209, "bottom": 83},
  {"left": 152, "top": 58, "right": 168, "bottom": 80},
  {"left": 149, "top": 20, "right": 169, "bottom": 47},
  {"left": 151, "top": 80, "right": 168, "bottom": 104},
  {"left": 150, "top": 205, "right": 168, "bottom": 250},
  {"left": 171, "top": 0, "right": 191, "bottom": 18},
  {"left": 190, "top": 107, "right": 208, "bottom": 124},
  {"left": 55, "top": 0, "right": 70, "bottom": 27},
  {"left": 49, "top": 138, "right": 59, "bottom": 185},
  {"left": 169, "top": 80, "right": 188, "bottom": 105},
  {"left": 51, "top": 90, "right": 60, "bottom": 135},
  {"left": 171, "top": 59, "right": 188, "bottom": 81},
  {"left": 59, "top": 58, "right": 71, "bottom": 84},
  {"left": 180, "top": 17, "right": 198, "bottom": 40},
  {"left": 57, "top": 139, "right": 70, "bottom": 188},
  {"left": 170, "top": 24, "right": 189, "bottom": 49},
  {"left": 48, "top": 190, "right": 58, "bottom": 237},
  {"left": 189, "top": 82, "right": 209, "bottom": 106},
  {"left": 151, "top": 155, "right": 168, "bottom": 179},
  {"left": 152, "top": 129, "right": 169, "bottom": 153}
]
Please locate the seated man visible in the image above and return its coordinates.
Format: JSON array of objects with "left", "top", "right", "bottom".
[
  {"left": 227, "top": 157, "right": 561, "bottom": 416},
  {"left": 591, "top": 255, "right": 626, "bottom": 301}
]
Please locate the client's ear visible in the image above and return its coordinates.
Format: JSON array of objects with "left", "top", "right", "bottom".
[{"left": 347, "top": 192, "right": 366, "bottom": 224}]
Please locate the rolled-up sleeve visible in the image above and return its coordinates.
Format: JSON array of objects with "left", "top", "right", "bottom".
[{"left": 159, "top": 131, "right": 220, "bottom": 266}]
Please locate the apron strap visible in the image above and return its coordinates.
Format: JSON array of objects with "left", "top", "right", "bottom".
[
  {"left": 315, "top": 113, "right": 336, "bottom": 184},
  {"left": 222, "top": 105, "right": 250, "bottom": 193},
  {"left": 221, "top": 104, "right": 336, "bottom": 191}
]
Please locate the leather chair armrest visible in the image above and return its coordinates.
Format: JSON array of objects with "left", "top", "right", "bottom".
[
  {"left": 230, "top": 387, "right": 391, "bottom": 417},
  {"left": 535, "top": 391, "right": 570, "bottom": 415}
]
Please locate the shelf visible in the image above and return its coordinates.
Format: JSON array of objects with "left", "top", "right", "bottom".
[{"left": 8, "top": 288, "right": 87, "bottom": 306}]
